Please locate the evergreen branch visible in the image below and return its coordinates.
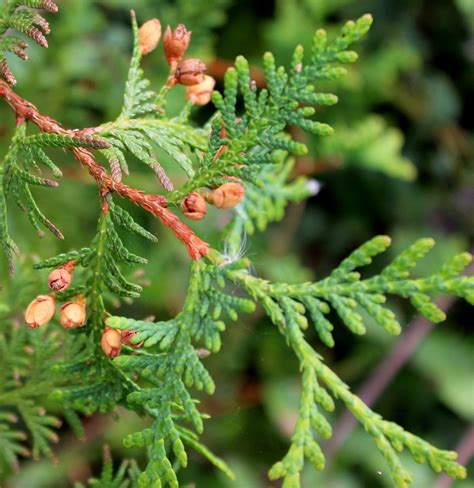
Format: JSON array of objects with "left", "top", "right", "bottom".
[
  {"left": 0, "top": 315, "right": 63, "bottom": 475},
  {"left": 104, "top": 260, "right": 250, "bottom": 485},
  {"left": 49, "top": 212, "right": 139, "bottom": 414},
  {"left": 0, "top": 0, "right": 58, "bottom": 85},
  {"left": 106, "top": 235, "right": 472, "bottom": 487},
  {"left": 0, "top": 80, "right": 210, "bottom": 263},
  {"left": 208, "top": 237, "right": 471, "bottom": 486},
  {"left": 168, "top": 14, "right": 373, "bottom": 201}
]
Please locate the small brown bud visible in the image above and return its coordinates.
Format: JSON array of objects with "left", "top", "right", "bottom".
[
  {"left": 25, "top": 295, "right": 55, "bottom": 328},
  {"left": 100, "top": 327, "right": 122, "bottom": 358},
  {"left": 206, "top": 182, "right": 245, "bottom": 209},
  {"left": 138, "top": 18, "right": 162, "bottom": 55},
  {"left": 181, "top": 192, "right": 207, "bottom": 220},
  {"left": 185, "top": 75, "right": 215, "bottom": 106},
  {"left": 60, "top": 295, "right": 86, "bottom": 329},
  {"left": 175, "top": 59, "right": 206, "bottom": 86},
  {"left": 0, "top": 58, "right": 16, "bottom": 86},
  {"left": 163, "top": 24, "right": 191, "bottom": 67},
  {"left": 121, "top": 330, "right": 144, "bottom": 348},
  {"left": 48, "top": 267, "right": 72, "bottom": 292}
]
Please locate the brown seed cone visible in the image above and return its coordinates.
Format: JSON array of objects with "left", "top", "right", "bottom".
[
  {"left": 206, "top": 182, "right": 245, "bottom": 209},
  {"left": 42, "top": 0, "right": 58, "bottom": 13},
  {"left": 121, "top": 330, "right": 144, "bottom": 348},
  {"left": 163, "top": 24, "right": 191, "bottom": 67},
  {"left": 25, "top": 295, "right": 55, "bottom": 328},
  {"left": 175, "top": 59, "right": 206, "bottom": 86},
  {"left": 181, "top": 192, "right": 207, "bottom": 220},
  {"left": 0, "top": 58, "right": 16, "bottom": 86},
  {"left": 48, "top": 268, "right": 72, "bottom": 292},
  {"left": 101, "top": 327, "right": 122, "bottom": 358},
  {"left": 185, "top": 75, "right": 215, "bottom": 106},
  {"left": 138, "top": 18, "right": 162, "bottom": 55},
  {"left": 60, "top": 295, "right": 86, "bottom": 329}
]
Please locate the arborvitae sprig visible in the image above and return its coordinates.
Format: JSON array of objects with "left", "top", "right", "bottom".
[
  {"left": 0, "top": 0, "right": 58, "bottom": 85},
  {"left": 36, "top": 208, "right": 146, "bottom": 414},
  {"left": 119, "top": 11, "right": 157, "bottom": 120},
  {"left": 203, "top": 237, "right": 471, "bottom": 487},
  {"left": 0, "top": 124, "right": 112, "bottom": 273},
  {"left": 96, "top": 13, "right": 208, "bottom": 188},
  {"left": 0, "top": 6, "right": 472, "bottom": 487},
  {"left": 0, "top": 288, "right": 82, "bottom": 476},
  {"left": 106, "top": 260, "right": 248, "bottom": 486},
  {"left": 171, "top": 14, "right": 373, "bottom": 200},
  {"left": 103, "top": 236, "right": 472, "bottom": 487}
]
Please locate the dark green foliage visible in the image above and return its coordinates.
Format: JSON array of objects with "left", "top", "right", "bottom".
[
  {"left": 74, "top": 445, "right": 141, "bottom": 488},
  {"left": 0, "top": 304, "right": 65, "bottom": 475}
]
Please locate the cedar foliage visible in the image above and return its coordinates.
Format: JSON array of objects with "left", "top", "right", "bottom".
[{"left": 0, "top": 2, "right": 472, "bottom": 487}]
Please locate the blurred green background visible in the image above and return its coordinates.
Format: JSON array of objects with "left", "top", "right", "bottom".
[{"left": 0, "top": 0, "right": 473, "bottom": 486}]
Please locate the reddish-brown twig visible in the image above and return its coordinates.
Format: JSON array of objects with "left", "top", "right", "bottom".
[{"left": 0, "top": 80, "right": 209, "bottom": 259}]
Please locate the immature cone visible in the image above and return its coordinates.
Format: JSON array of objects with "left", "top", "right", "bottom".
[
  {"left": 48, "top": 262, "right": 74, "bottom": 292},
  {"left": 175, "top": 59, "right": 206, "bottom": 85},
  {"left": 180, "top": 192, "right": 207, "bottom": 220},
  {"left": 121, "top": 330, "right": 144, "bottom": 348},
  {"left": 60, "top": 295, "right": 86, "bottom": 329},
  {"left": 101, "top": 327, "right": 122, "bottom": 358},
  {"left": 206, "top": 182, "right": 245, "bottom": 209},
  {"left": 163, "top": 24, "right": 191, "bottom": 67},
  {"left": 138, "top": 18, "right": 162, "bottom": 55},
  {"left": 185, "top": 75, "right": 215, "bottom": 105},
  {"left": 25, "top": 295, "right": 55, "bottom": 328}
]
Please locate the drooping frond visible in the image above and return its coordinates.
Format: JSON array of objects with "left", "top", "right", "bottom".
[{"left": 0, "top": 125, "right": 111, "bottom": 274}]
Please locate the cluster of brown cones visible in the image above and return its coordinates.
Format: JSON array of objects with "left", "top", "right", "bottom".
[
  {"left": 24, "top": 261, "right": 86, "bottom": 330},
  {"left": 24, "top": 261, "right": 140, "bottom": 358},
  {"left": 180, "top": 182, "right": 246, "bottom": 221},
  {"left": 138, "top": 18, "right": 215, "bottom": 105}
]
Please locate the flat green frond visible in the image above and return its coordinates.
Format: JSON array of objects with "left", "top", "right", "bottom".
[
  {"left": 208, "top": 237, "right": 471, "bottom": 486},
  {"left": 170, "top": 14, "right": 373, "bottom": 200}
]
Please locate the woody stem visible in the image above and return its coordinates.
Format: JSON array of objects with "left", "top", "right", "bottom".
[{"left": 0, "top": 80, "right": 209, "bottom": 259}]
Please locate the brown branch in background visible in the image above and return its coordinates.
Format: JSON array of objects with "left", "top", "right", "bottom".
[
  {"left": 433, "top": 425, "right": 474, "bottom": 488},
  {"left": 0, "top": 80, "right": 209, "bottom": 259},
  {"left": 325, "top": 261, "right": 473, "bottom": 460}
]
